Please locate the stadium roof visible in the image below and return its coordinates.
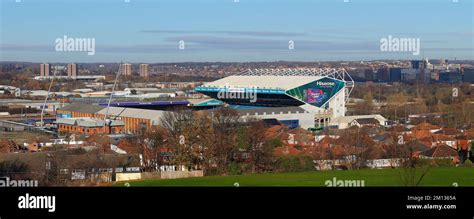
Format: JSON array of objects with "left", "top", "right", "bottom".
[
  {"left": 202, "top": 75, "right": 321, "bottom": 90},
  {"left": 200, "top": 68, "right": 352, "bottom": 90}
]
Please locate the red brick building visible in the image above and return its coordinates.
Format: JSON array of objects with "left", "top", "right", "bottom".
[{"left": 57, "top": 117, "right": 124, "bottom": 135}]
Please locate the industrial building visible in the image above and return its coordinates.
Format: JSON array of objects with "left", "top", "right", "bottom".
[
  {"left": 57, "top": 104, "right": 164, "bottom": 133},
  {"left": 0, "top": 99, "right": 63, "bottom": 113},
  {"left": 56, "top": 117, "right": 124, "bottom": 135}
]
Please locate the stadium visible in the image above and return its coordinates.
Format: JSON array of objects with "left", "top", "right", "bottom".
[{"left": 195, "top": 68, "right": 356, "bottom": 129}]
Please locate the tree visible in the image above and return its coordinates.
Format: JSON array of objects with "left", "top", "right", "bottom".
[
  {"left": 160, "top": 110, "right": 205, "bottom": 171},
  {"left": 85, "top": 134, "right": 111, "bottom": 154},
  {"left": 242, "top": 118, "right": 274, "bottom": 172},
  {"left": 139, "top": 126, "right": 169, "bottom": 171},
  {"left": 207, "top": 108, "right": 242, "bottom": 173},
  {"left": 398, "top": 141, "right": 431, "bottom": 186},
  {"left": 363, "top": 91, "right": 374, "bottom": 114},
  {"left": 386, "top": 92, "right": 408, "bottom": 120}
]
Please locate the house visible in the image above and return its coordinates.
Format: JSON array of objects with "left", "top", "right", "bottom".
[
  {"left": 433, "top": 128, "right": 462, "bottom": 137},
  {"left": 386, "top": 125, "right": 412, "bottom": 135},
  {"left": 349, "top": 118, "right": 380, "bottom": 128},
  {"left": 316, "top": 135, "right": 337, "bottom": 148},
  {"left": 432, "top": 134, "right": 457, "bottom": 148},
  {"left": 404, "top": 139, "right": 430, "bottom": 156},
  {"left": 412, "top": 129, "right": 433, "bottom": 141},
  {"left": 411, "top": 122, "right": 441, "bottom": 133},
  {"left": 274, "top": 146, "right": 301, "bottom": 156},
  {"left": 287, "top": 127, "right": 315, "bottom": 147},
  {"left": 331, "top": 114, "right": 388, "bottom": 129},
  {"left": 372, "top": 133, "right": 395, "bottom": 145},
  {"left": 419, "top": 144, "right": 459, "bottom": 162}
]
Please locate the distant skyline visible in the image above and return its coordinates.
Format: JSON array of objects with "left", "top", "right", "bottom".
[{"left": 1, "top": 0, "right": 473, "bottom": 63}]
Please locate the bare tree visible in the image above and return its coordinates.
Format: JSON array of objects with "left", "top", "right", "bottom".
[
  {"left": 207, "top": 108, "right": 242, "bottom": 173},
  {"left": 132, "top": 126, "right": 169, "bottom": 171},
  {"left": 398, "top": 141, "right": 431, "bottom": 186},
  {"left": 243, "top": 118, "right": 274, "bottom": 172}
]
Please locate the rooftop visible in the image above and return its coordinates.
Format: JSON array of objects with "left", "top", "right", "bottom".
[
  {"left": 96, "top": 107, "right": 165, "bottom": 125},
  {"left": 58, "top": 104, "right": 105, "bottom": 114},
  {"left": 56, "top": 117, "right": 124, "bottom": 127},
  {"left": 200, "top": 68, "right": 352, "bottom": 90}
]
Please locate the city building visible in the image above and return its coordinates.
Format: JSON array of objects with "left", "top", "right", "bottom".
[
  {"left": 463, "top": 67, "right": 474, "bottom": 83},
  {"left": 364, "top": 68, "right": 375, "bottom": 81},
  {"left": 67, "top": 63, "right": 78, "bottom": 79},
  {"left": 40, "top": 63, "right": 50, "bottom": 77},
  {"left": 122, "top": 63, "right": 132, "bottom": 76},
  {"left": 410, "top": 60, "right": 424, "bottom": 70},
  {"left": 376, "top": 66, "right": 390, "bottom": 82},
  {"left": 139, "top": 64, "right": 149, "bottom": 77},
  {"left": 389, "top": 67, "right": 402, "bottom": 82},
  {"left": 439, "top": 70, "right": 462, "bottom": 84},
  {"left": 401, "top": 60, "right": 430, "bottom": 83}
]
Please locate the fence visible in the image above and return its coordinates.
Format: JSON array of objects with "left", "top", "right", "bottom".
[{"left": 115, "top": 170, "right": 204, "bottom": 182}]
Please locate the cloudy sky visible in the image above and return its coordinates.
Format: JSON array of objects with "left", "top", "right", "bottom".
[{"left": 0, "top": 0, "right": 472, "bottom": 62}]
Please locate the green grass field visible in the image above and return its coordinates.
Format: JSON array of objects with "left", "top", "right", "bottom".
[{"left": 119, "top": 167, "right": 474, "bottom": 187}]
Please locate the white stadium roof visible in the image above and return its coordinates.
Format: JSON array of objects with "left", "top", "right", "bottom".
[
  {"left": 201, "top": 68, "right": 353, "bottom": 90},
  {"left": 203, "top": 75, "right": 325, "bottom": 90}
]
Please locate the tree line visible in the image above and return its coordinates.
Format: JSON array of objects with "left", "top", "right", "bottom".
[{"left": 119, "top": 108, "right": 276, "bottom": 175}]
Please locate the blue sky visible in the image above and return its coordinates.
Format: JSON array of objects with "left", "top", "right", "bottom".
[{"left": 0, "top": 0, "right": 472, "bottom": 62}]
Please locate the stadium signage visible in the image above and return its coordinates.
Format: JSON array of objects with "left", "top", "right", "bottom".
[
  {"left": 316, "top": 81, "right": 335, "bottom": 87},
  {"left": 286, "top": 77, "right": 345, "bottom": 107}
]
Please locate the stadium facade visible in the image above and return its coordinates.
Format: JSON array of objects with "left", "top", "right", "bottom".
[{"left": 195, "top": 68, "right": 355, "bottom": 129}]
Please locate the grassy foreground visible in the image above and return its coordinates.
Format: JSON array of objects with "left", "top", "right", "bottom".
[{"left": 119, "top": 167, "right": 474, "bottom": 187}]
